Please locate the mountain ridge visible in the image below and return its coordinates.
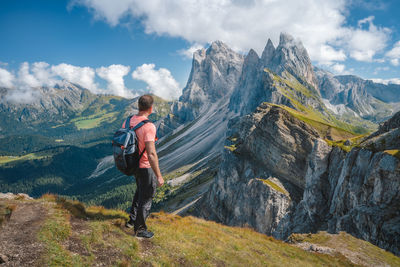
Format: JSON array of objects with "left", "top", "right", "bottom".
[{"left": 193, "top": 102, "right": 400, "bottom": 255}]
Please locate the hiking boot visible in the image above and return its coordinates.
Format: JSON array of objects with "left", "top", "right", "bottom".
[
  {"left": 136, "top": 230, "right": 154, "bottom": 239},
  {"left": 125, "top": 217, "right": 135, "bottom": 229}
]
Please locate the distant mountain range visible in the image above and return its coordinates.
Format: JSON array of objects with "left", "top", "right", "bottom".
[
  {"left": 0, "top": 82, "right": 170, "bottom": 153},
  {"left": 0, "top": 84, "right": 171, "bottom": 209},
  {"left": 315, "top": 68, "right": 400, "bottom": 122},
  {"left": 1, "top": 33, "right": 399, "bottom": 255}
]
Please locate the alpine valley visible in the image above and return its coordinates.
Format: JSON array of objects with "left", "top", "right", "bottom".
[{"left": 1, "top": 33, "right": 399, "bottom": 257}]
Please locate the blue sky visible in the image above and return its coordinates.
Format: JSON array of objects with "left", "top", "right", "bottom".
[
  {"left": 0, "top": 0, "right": 399, "bottom": 99},
  {"left": 0, "top": 0, "right": 193, "bottom": 98}
]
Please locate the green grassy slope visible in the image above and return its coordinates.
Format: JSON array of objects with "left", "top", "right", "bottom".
[
  {"left": 265, "top": 68, "right": 377, "bottom": 135},
  {"left": 24, "top": 195, "right": 399, "bottom": 266},
  {"left": 269, "top": 103, "right": 358, "bottom": 141}
]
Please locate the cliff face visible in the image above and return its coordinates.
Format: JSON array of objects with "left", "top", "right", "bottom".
[
  {"left": 195, "top": 103, "right": 318, "bottom": 234},
  {"left": 195, "top": 104, "right": 400, "bottom": 255},
  {"left": 172, "top": 41, "right": 244, "bottom": 123},
  {"left": 157, "top": 41, "right": 243, "bottom": 138},
  {"left": 291, "top": 138, "right": 400, "bottom": 255}
]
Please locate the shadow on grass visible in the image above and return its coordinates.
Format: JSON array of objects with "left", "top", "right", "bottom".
[{"left": 55, "top": 196, "right": 128, "bottom": 221}]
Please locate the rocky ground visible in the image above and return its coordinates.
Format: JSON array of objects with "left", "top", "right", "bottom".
[{"left": 0, "top": 194, "right": 45, "bottom": 266}]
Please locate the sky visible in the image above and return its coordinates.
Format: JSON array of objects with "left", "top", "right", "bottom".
[{"left": 0, "top": 0, "right": 399, "bottom": 101}]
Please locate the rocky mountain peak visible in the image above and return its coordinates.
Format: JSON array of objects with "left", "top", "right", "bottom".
[
  {"left": 170, "top": 40, "right": 244, "bottom": 123},
  {"left": 279, "top": 32, "right": 295, "bottom": 47},
  {"left": 335, "top": 75, "right": 364, "bottom": 84},
  {"left": 229, "top": 32, "right": 326, "bottom": 116},
  {"left": 245, "top": 49, "right": 260, "bottom": 65},
  {"left": 207, "top": 40, "right": 231, "bottom": 53},
  {"left": 269, "top": 33, "right": 318, "bottom": 89},
  {"left": 261, "top": 38, "right": 275, "bottom": 66},
  {"left": 192, "top": 48, "right": 206, "bottom": 63},
  {"left": 204, "top": 40, "right": 243, "bottom": 71}
]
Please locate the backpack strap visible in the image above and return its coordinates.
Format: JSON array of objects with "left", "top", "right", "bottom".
[
  {"left": 131, "top": 119, "right": 151, "bottom": 131},
  {"left": 131, "top": 119, "right": 152, "bottom": 162},
  {"left": 138, "top": 147, "right": 146, "bottom": 161},
  {"left": 124, "top": 116, "right": 133, "bottom": 129}
]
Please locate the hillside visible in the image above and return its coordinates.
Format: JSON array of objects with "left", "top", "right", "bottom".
[
  {"left": 1, "top": 193, "right": 399, "bottom": 267},
  {"left": 0, "top": 92, "right": 172, "bottom": 208},
  {"left": 0, "top": 84, "right": 171, "bottom": 155}
]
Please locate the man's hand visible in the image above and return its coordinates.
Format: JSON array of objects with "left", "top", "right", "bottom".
[{"left": 157, "top": 176, "right": 164, "bottom": 187}]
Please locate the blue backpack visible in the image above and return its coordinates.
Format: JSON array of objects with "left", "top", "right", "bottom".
[{"left": 112, "top": 116, "right": 151, "bottom": 176}]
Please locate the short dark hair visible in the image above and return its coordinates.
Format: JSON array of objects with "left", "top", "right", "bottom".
[{"left": 138, "top": 94, "right": 154, "bottom": 111}]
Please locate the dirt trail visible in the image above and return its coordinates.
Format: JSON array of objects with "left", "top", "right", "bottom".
[
  {"left": 0, "top": 200, "right": 47, "bottom": 267},
  {"left": 63, "top": 217, "right": 91, "bottom": 257},
  {"left": 65, "top": 216, "right": 127, "bottom": 266}
]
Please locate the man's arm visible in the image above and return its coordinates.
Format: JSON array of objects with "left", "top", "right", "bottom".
[{"left": 145, "top": 141, "right": 164, "bottom": 187}]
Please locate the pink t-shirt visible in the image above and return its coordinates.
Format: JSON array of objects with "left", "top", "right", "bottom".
[{"left": 122, "top": 115, "right": 156, "bottom": 169}]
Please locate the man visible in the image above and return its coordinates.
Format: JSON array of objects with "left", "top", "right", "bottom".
[{"left": 124, "top": 94, "right": 164, "bottom": 239}]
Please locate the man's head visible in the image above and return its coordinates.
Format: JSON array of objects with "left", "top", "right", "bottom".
[{"left": 138, "top": 94, "right": 154, "bottom": 113}]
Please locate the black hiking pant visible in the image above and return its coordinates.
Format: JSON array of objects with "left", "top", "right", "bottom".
[{"left": 130, "top": 168, "right": 157, "bottom": 232}]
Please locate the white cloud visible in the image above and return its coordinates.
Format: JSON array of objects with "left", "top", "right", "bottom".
[
  {"left": 374, "top": 58, "right": 385, "bottom": 63},
  {"left": 390, "top": 59, "right": 399, "bottom": 66},
  {"left": 69, "top": 0, "right": 135, "bottom": 27},
  {"left": 132, "top": 63, "right": 180, "bottom": 100},
  {"left": 18, "top": 62, "right": 41, "bottom": 88},
  {"left": 96, "top": 64, "right": 133, "bottom": 98},
  {"left": 5, "top": 87, "right": 41, "bottom": 104},
  {"left": 345, "top": 16, "right": 391, "bottom": 62},
  {"left": 317, "top": 45, "right": 347, "bottom": 65},
  {"left": 331, "top": 63, "right": 346, "bottom": 74},
  {"left": 386, "top": 41, "right": 400, "bottom": 58},
  {"left": 2, "top": 62, "right": 99, "bottom": 93},
  {"left": 0, "top": 68, "right": 15, "bottom": 88},
  {"left": 72, "top": 0, "right": 393, "bottom": 65},
  {"left": 370, "top": 78, "right": 400, "bottom": 85},
  {"left": 385, "top": 41, "right": 400, "bottom": 66},
  {"left": 51, "top": 63, "right": 98, "bottom": 91},
  {"left": 3, "top": 62, "right": 42, "bottom": 103},
  {"left": 178, "top": 43, "right": 204, "bottom": 59},
  {"left": 31, "top": 62, "right": 58, "bottom": 87},
  {"left": 373, "top": 66, "right": 390, "bottom": 75},
  {"left": 1, "top": 62, "right": 139, "bottom": 103}
]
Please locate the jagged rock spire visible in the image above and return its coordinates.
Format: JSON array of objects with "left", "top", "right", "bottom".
[
  {"left": 261, "top": 38, "right": 275, "bottom": 66},
  {"left": 245, "top": 49, "right": 260, "bottom": 65},
  {"left": 268, "top": 32, "right": 318, "bottom": 89},
  {"left": 172, "top": 40, "right": 244, "bottom": 122}
]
